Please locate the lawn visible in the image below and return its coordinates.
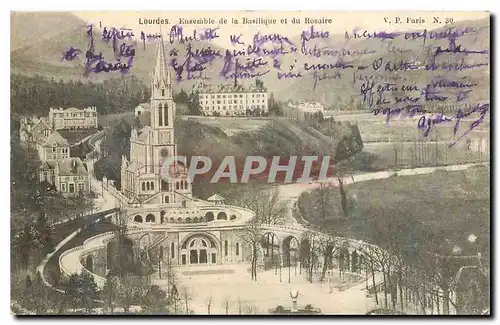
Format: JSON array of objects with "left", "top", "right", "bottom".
[{"left": 181, "top": 116, "right": 271, "bottom": 135}]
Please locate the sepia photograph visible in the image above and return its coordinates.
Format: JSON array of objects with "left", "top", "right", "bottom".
[{"left": 9, "top": 10, "right": 490, "bottom": 316}]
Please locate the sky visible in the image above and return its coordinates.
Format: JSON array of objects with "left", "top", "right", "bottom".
[{"left": 75, "top": 11, "right": 489, "bottom": 49}]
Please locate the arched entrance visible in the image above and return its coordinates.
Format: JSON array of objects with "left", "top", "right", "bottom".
[
  {"left": 282, "top": 236, "right": 299, "bottom": 267},
  {"left": 134, "top": 215, "right": 143, "bottom": 223},
  {"left": 86, "top": 255, "right": 94, "bottom": 273},
  {"left": 261, "top": 232, "right": 280, "bottom": 270},
  {"left": 106, "top": 241, "right": 114, "bottom": 270},
  {"left": 146, "top": 214, "right": 155, "bottom": 223},
  {"left": 180, "top": 234, "right": 218, "bottom": 265}
]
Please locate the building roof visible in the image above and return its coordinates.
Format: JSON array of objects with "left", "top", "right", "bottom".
[
  {"left": 136, "top": 126, "right": 152, "bottom": 142},
  {"left": 43, "top": 131, "right": 69, "bottom": 147},
  {"left": 62, "top": 107, "right": 81, "bottom": 113},
  {"left": 199, "top": 83, "right": 268, "bottom": 94},
  {"left": 207, "top": 194, "right": 225, "bottom": 201},
  {"left": 40, "top": 161, "right": 57, "bottom": 170},
  {"left": 57, "top": 158, "right": 88, "bottom": 176},
  {"left": 136, "top": 103, "right": 151, "bottom": 110}
]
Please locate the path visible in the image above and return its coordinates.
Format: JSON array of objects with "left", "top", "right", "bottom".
[
  {"left": 37, "top": 163, "right": 119, "bottom": 290},
  {"left": 277, "top": 161, "right": 488, "bottom": 200}
]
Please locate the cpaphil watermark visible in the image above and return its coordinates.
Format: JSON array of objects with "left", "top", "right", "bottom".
[{"left": 159, "top": 155, "right": 334, "bottom": 184}]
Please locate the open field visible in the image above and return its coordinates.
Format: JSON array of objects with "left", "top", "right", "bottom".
[
  {"left": 299, "top": 166, "right": 490, "bottom": 257},
  {"left": 181, "top": 116, "right": 272, "bottom": 135}
]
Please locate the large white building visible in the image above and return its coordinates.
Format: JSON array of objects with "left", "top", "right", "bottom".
[
  {"left": 49, "top": 106, "right": 98, "bottom": 130},
  {"left": 198, "top": 84, "right": 268, "bottom": 116}
]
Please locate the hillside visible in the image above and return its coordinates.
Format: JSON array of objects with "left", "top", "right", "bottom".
[
  {"left": 11, "top": 13, "right": 489, "bottom": 107},
  {"left": 95, "top": 115, "right": 363, "bottom": 192},
  {"left": 10, "top": 12, "right": 228, "bottom": 89}
]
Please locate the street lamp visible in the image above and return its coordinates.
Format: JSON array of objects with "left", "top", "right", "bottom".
[{"left": 290, "top": 289, "right": 299, "bottom": 313}]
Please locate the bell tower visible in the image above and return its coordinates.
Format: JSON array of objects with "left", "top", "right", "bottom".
[{"left": 150, "top": 37, "right": 176, "bottom": 174}]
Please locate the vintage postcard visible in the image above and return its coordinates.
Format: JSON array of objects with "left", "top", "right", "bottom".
[{"left": 10, "top": 11, "right": 490, "bottom": 315}]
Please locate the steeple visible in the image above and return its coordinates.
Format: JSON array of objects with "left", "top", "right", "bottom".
[{"left": 152, "top": 36, "right": 171, "bottom": 90}]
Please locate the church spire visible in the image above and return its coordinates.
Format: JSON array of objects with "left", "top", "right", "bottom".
[{"left": 153, "top": 36, "right": 171, "bottom": 88}]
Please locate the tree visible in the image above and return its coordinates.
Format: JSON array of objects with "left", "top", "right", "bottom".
[
  {"left": 229, "top": 185, "right": 287, "bottom": 225},
  {"left": 102, "top": 275, "right": 119, "bottom": 314},
  {"left": 10, "top": 134, "right": 43, "bottom": 216},
  {"left": 169, "top": 284, "right": 180, "bottom": 314},
  {"left": 115, "top": 274, "right": 149, "bottom": 313},
  {"left": 33, "top": 213, "right": 55, "bottom": 257},
  {"left": 20, "top": 272, "right": 51, "bottom": 314},
  {"left": 240, "top": 218, "right": 261, "bottom": 281},
  {"left": 187, "top": 91, "right": 202, "bottom": 116},
  {"left": 64, "top": 272, "right": 98, "bottom": 314},
  {"left": 338, "top": 177, "right": 348, "bottom": 218},
  {"left": 11, "top": 222, "right": 35, "bottom": 270},
  {"left": 221, "top": 297, "right": 232, "bottom": 315},
  {"left": 180, "top": 286, "right": 192, "bottom": 314},
  {"left": 205, "top": 294, "right": 213, "bottom": 315},
  {"left": 141, "top": 285, "right": 169, "bottom": 314}
]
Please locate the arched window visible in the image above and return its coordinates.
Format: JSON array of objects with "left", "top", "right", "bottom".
[
  {"left": 146, "top": 214, "right": 155, "bottom": 222},
  {"left": 224, "top": 240, "right": 228, "bottom": 256},
  {"left": 162, "top": 88, "right": 165, "bottom": 96},
  {"left": 142, "top": 182, "right": 146, "bottom": 191},
  {"left": 158, "top": 104, "right": 163, "bottom": 127},
  {"left": 165, "top": 104, "right": 169, "bottom": 126},
  {"left": 146, "top": 182, "right": 150, "bottom": 191},
  {"left": 86, "top": 255, "right": 94, "bottom": 273},
  {"left": 184, "top": 180, "right": 188, "bottom": 189},
  {"left": 106, "top": 242, "right": 113, "bottom": 269},
  {"left": 236, "top": 243, "right": 240, "bottom": 256},
  {"left": 165, "top": 196, "right": 170, "bottom": 203},
  {"left": 176, "top": 182, "right": 180, "bottom": 190},
  {"left": 171, "top": 242, "right": 175, "bottom": 258},
  {"left": 159, "top": 246, "right": 164, "bottom": 260},
  {"left": 150, "top": 182, "right": 154, "bottom": 191},
  {"left": 134, "top": 215, "right": 143, "bottom": 223}
]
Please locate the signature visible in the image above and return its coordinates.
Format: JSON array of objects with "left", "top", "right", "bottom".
[{"left": 417, "top": 103, "right": 489, "bottom": 147}]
